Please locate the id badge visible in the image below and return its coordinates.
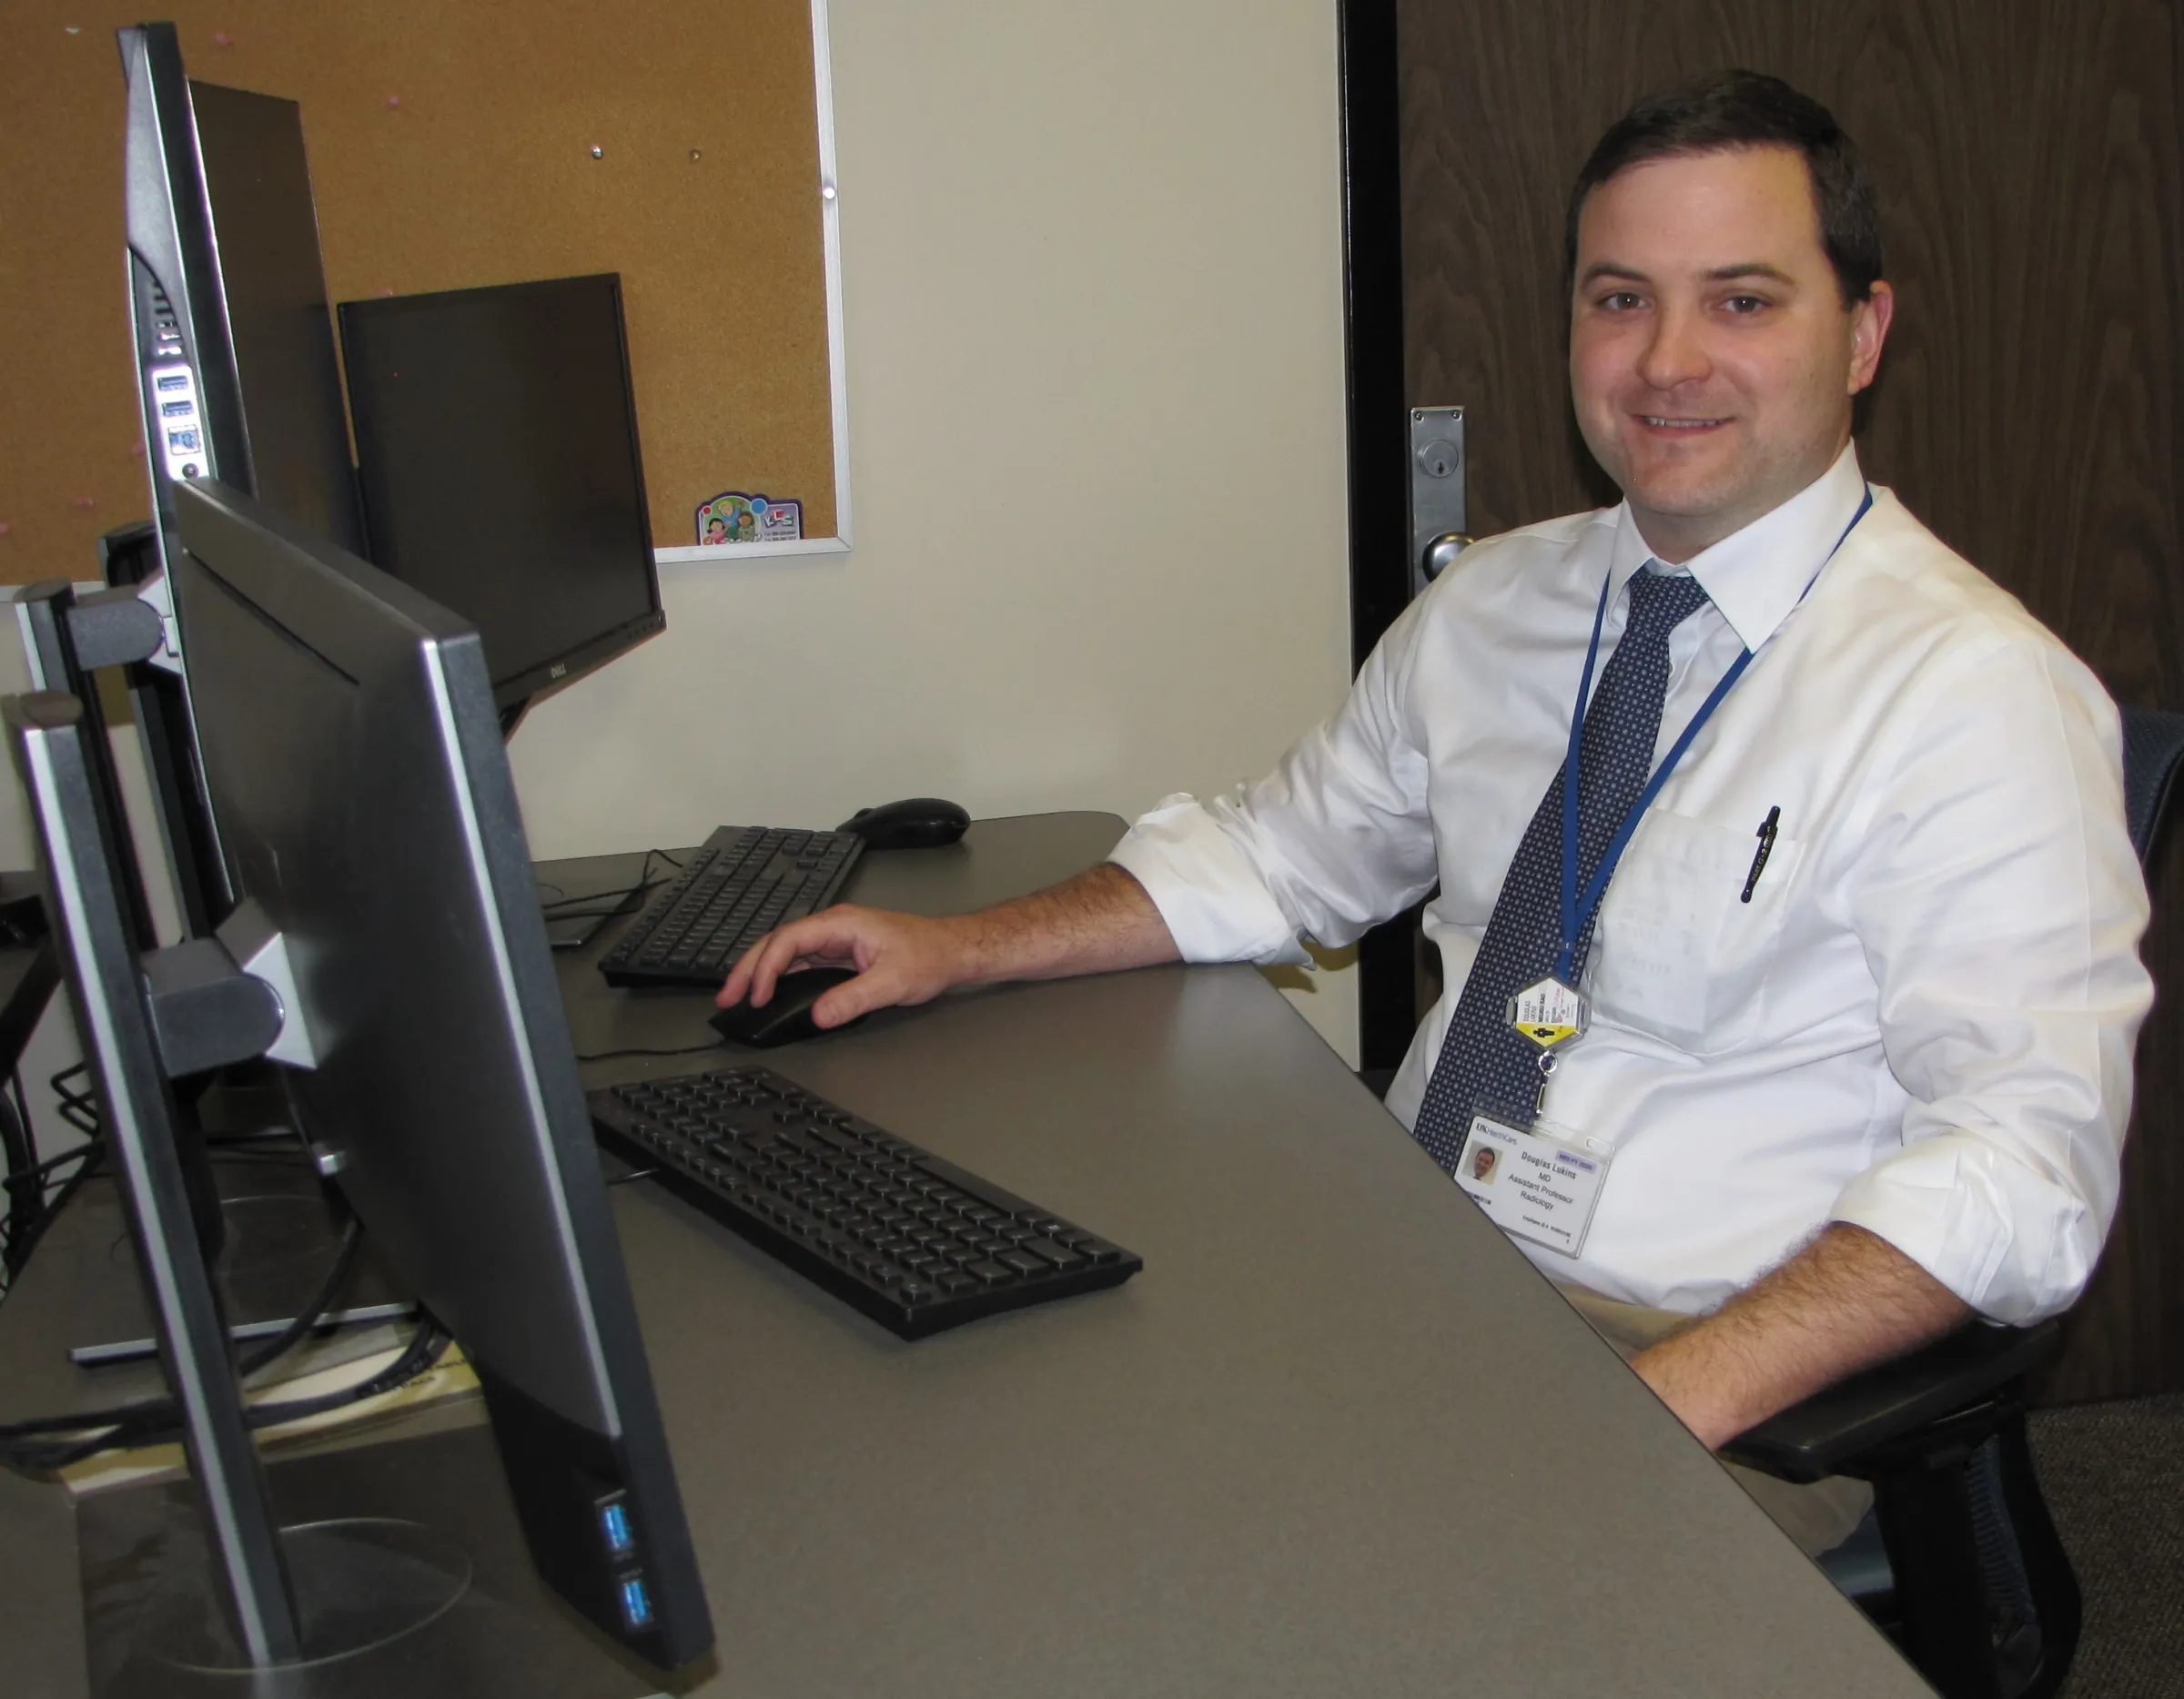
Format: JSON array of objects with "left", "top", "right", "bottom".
[{"left": 1453, "top": 1112, "right": 1611, "bottom": 1259}]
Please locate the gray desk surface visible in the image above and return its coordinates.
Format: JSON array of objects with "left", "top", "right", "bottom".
[{"left": 0, "top": 812, "right": 1929, "bottom": 1696}]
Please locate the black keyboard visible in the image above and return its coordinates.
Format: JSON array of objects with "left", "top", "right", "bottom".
[
  {"left": 589, "top": 1066, "right": 1142, "bottom": 1340},
  {"left": 598, "top": 825, "right": 864, "bottom": 988}
]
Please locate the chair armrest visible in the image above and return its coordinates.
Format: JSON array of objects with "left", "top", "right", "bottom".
[{"left": 1718, "top": 1319, "right": 2061, "bottom": 1483}]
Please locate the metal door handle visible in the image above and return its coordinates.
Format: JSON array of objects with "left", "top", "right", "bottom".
[{"left": 1421, "top": 532, "right": 1472, "bottom": 582}]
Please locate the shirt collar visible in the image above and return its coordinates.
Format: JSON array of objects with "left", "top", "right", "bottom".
[{"left": 1605, "top": 443, "right": 1867, "bottom": 652}]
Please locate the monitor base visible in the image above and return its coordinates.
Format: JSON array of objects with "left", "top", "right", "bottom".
[
  {"left": 77, "top": 1421, "right": 668, "bottom": 1699},
  {"left": 116, "top": 1516, "right": 470, "bottom": 1686}
]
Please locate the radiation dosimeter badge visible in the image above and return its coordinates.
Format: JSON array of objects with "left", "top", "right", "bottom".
[{"left": 1506, "top": 976, "right": 1588, "bottom": 1067}]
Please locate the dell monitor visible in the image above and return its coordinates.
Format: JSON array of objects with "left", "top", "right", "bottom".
[
  {"left": 121, "top": 24, "right": 361, "bottom": 554},
  {"left": 338, "top": 275, "right": 666, "bottom": 720},
  {"left": 160, "top": 475, "right": 712, "bottom": 1669},
  {"left": 118, "top": 22, "right": 366, "bottom": 936}
]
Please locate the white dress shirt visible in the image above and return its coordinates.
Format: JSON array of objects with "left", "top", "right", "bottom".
[{"left": 1110, "top": 447, "right": 2151, "bottom": 1323}]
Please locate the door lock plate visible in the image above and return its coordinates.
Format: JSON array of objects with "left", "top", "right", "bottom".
[{"left": 1409, "top": 406, "right": 1467, "bottom": 599}]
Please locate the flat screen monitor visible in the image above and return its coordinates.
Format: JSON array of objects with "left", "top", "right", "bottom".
[
  {"left": 338, "top": 275, "right": 666, "bottom": 713},
  {"left": 122, "top": 24, "right": 362, "bottom": 561},
  {"left": 187, "top": 81, "right": 364, "bottom": 552},
  {"left": 163, "top": 476, "right": 713, "bottom": 1670},
  {"left": 118, "top": 23, "right": 365, "bottom": 936}
]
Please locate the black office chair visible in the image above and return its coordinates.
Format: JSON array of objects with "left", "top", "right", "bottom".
[{"left": 1722, "top": 703, "right": 2184, "bottom": 1699}]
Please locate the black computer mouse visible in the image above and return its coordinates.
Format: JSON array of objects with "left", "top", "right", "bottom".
[
  {"left": 710, "top": 966, "right": 865, "bottom": 1049},
  {"left": 837, "top": 796, "right": 970, "bottom": 852}
]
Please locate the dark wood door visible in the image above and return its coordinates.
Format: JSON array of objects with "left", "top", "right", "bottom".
[{"left": 1389, "top": 0, "right": 2184, "bottom": 1401}]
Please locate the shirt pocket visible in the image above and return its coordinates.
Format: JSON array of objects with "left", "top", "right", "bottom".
[{"left": 1585, "top": 808, "right": 1804, "bottom": 1055}]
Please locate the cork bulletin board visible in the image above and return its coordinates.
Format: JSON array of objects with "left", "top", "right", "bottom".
[{"left": 0, "top": 0, "right": 842, "bottom": 587}]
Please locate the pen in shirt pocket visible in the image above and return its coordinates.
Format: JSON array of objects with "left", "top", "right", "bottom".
[{"left": 1741, "top": 805, "right": 1780, "bottom": 903}]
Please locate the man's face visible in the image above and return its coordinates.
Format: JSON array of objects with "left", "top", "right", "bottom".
[{"left": 1568, "top": 146, "right": 1893, "bottom": 562}]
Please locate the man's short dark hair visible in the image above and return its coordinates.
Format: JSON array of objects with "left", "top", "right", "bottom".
[{"left": 1565, "top": 70, "right": 1883, "bottom": 305}]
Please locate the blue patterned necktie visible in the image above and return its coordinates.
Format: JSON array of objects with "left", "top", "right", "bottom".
[{"left": 1410, "top": 568, "right": 1713, "bottom": 1169}]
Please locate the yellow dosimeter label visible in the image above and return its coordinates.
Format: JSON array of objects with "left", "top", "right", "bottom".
[{"left": 1505, "top": 976, "right": 1589, "bottom": 1053}]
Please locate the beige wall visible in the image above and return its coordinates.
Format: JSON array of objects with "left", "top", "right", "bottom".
[{"left": 505, "top": 0, "right": 1361, "bottom": 1061}]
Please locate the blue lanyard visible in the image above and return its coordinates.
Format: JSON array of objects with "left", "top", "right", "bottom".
[{"left": 1556, "top": 486, "right": 1873, "bottom": 982}]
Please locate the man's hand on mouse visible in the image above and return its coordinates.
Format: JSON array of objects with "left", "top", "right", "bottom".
[
  {"left": 719, "top": 906, "right": 974, "bottom": 1031},
  {"left": 717, "top": 864, "right": 1183, "bottom": 1029}
]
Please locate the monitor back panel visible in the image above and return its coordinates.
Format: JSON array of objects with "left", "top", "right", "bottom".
[
  {"left": 339, "top": 275, "right": 663, "bottom": 707},
  {"left": 165, "top": 479, "right": 710, "bottom": 1667},
  {"left": 190, "top": 79, "right": 365, "bottom": 556}
]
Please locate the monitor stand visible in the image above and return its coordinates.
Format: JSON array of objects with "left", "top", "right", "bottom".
[
  {"left": 75, "top": 1422, "right": 668, "bottom": 1699},
  {"left": 50, "top": 1125, "right": 661, "bottom": 1698}
]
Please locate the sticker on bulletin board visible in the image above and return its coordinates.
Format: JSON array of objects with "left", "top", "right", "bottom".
[{"left": 696, "top": 491, "right": 803, "bottom": 545}]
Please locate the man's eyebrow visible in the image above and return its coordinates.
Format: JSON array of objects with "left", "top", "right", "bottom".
[
  {"left": 1704, "top": 262, "right": 1797, "bottom": 285},
  {"left": 1576, "top": 261, "right": 1800, "bottom": 287}
]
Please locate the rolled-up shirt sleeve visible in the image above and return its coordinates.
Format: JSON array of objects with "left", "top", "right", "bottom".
[
  {"left": 1109, "top": 595, "right": 1441, "bottom": 967},
  {"left": 1828, "top": 629, "right": 2153, "bottom": 1323}
]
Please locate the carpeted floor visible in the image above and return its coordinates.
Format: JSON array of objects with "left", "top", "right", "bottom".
[{"left": 2028, "top": 1391, "right": 2184, "bottom": 1697}]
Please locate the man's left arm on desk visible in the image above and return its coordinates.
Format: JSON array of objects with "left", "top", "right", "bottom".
[
  {"left": 1639, "top": 633, "right": 2154, "bottom": 1450},
  {"left": 1632, "top": 1223, "right": 1967, "bottom": 1450}
]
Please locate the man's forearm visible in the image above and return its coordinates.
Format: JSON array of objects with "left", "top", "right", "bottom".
[
  {"left": 721, "top": 861, "right": 1182, "bottom": 1019},
  {"left": 1630, "top": 1223, "right": 1971, "bottom": 1450},
  {"left": 946, "top": 862, "right": 1181, "bottom": 986}
]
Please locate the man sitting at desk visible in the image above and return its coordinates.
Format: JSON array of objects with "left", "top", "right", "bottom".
[{"left": 719, "top": 71, "right": 2152, "bottom": 1553}]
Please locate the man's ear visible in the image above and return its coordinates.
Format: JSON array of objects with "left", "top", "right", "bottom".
[{"left": 1848, "top": 280, "right": 1895, "bottom": 396}]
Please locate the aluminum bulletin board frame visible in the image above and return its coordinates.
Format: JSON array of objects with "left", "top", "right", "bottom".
[{"left": 653, "top": 0, "right": 853, "bottom": 567}]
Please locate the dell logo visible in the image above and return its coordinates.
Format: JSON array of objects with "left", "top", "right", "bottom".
[{"left": 549, "top": 662, "right": 567, "bottom": 679}]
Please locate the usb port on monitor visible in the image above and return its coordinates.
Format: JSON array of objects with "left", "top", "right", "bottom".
[
  {"left": 617, "top": 1574, "right": 654, "bottom": 1631},
  {"left": 598, "top": 1497, "right": 635, "bottom": 1558},
  {"left": 155, "top": 371, "right": 190, "bottom": 392},
  {"left": 160, "top": 399, "right": 194, "bottom": 418}
]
